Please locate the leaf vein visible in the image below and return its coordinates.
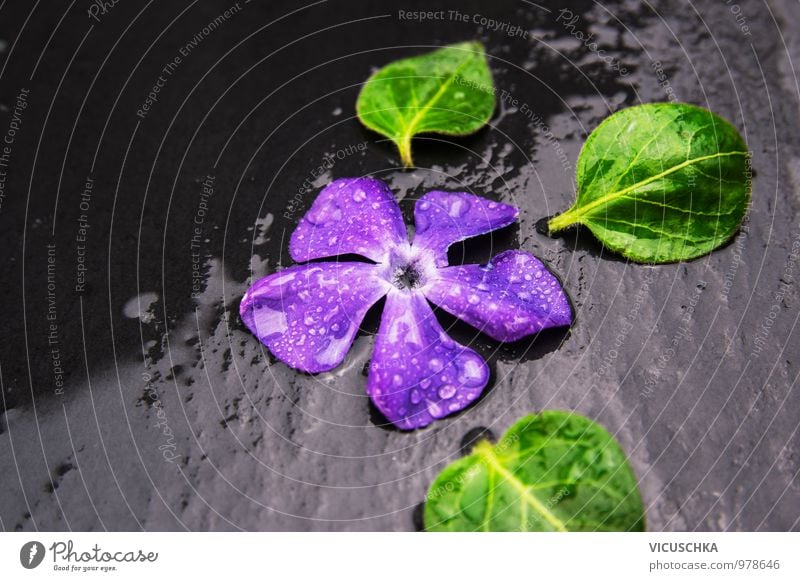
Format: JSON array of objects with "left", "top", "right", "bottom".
[
  {"left": 576, "top": 150, "right": 748, "bottom": 221},
  {"left": 477, "top": 444, "right": 568, "bottom": 532}
]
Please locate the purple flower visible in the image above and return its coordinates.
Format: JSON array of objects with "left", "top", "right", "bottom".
[{"left": 240, "top": 178, "right": 572, "bottom": 430}]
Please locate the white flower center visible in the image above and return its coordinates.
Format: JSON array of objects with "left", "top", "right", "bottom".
[{"left": 380, "top": 244, "right": 437, "bottom": 292}]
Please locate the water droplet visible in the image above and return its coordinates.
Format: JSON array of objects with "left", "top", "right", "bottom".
[
  {"left": 429, "top": 358, "right": 443, "bottom": 372},
  {"left": 439, "top": 385, "right": 456, "bottom": 399},
  {"left": 353, "top": 189, "right": 366, "bottom": 202},
  {"left": 416, "top": 212, "right": 430, "bottom": 234},
  {"left": 468, "top": 295, "right": 480, "bottom": 305},
  {"left": 410, "top": 389, "right": 423, "bottom": 404},
  {"left": 459, "top": 357, "right": 485, "bottom": 385},
  {"left": 448, "top": 198, "right": 469, "bottom": 217},
  {"left": 123, "top": 292, "right": 159, "bottom": 323},
  {"left": 428, "top": 401, "right": 445, "bottom": 418},
  {"left": 392, "top": 374, "right": 403, "bottom": 387}
]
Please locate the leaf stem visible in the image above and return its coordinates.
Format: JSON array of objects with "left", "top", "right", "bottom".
[
  {"left": 398, "top": 133, "right": 414, "bottom": 167},
  {"left": 548, "top": 208, "right": 579, "bottom": 233}
]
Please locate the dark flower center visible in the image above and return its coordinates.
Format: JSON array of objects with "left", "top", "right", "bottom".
[{"left": 392, "top": 263, "right": 422, "bottom": 290}]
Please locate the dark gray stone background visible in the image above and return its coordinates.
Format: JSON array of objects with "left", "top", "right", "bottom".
[{"left": 0, "top": 0, "right": 798, "bottom": 531}]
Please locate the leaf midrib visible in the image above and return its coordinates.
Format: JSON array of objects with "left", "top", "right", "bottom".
[
  {"left": 398, "top": 52, "right": 475, "bottom": 141},
  {"left": 475, "top": 442, "right": 568, "bottom": 532},
  {"left": 569, "top": 150, "right": 748, "bottom": 223}
]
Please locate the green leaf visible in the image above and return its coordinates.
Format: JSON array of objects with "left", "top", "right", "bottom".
[
  {"left": 356, "top": 42, "right": 495, "bottom": 167},
  {"left": 424, "top": 411, "right": 645, "bottom": 532},
  {"left": 548, "top": 103, "right": 751, "bottom": 263}
]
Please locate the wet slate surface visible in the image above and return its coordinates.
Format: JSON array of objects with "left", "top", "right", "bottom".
[{"left": 1, "top": 0, "right": 799, "bottom": 531}]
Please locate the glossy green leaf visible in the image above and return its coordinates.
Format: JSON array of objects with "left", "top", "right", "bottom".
[
  {"left": 548, "top": 103, "right": 751, "bottom": 263},
  {"left": 356, "top": 42, "right": 495, "bottom": 167},
  {"left": 424, "top": 411, "right": 645, "bottom": 532}
]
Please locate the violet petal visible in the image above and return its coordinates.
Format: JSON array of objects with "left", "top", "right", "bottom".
[
  {"left": 412, "top": 191, "right": 518, "bottom": 267},
  {"left": 423, "top": 250, "right": 572, "bottom": 342},
  {"left": 290, "top": 177, "right": 407, "bottom": 263},
  {"left": 240, "top": 262, "right": 389, "bottom": 373},
  {"left": 366, "top": 290, "right": 489, "bottom": 430}
]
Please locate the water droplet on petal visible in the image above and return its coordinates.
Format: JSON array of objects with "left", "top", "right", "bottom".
[
  {"left": 447, "top": 195, "right": 470, "bottom": 218},
  {"left": 458, "top": 356, "right": 486, "bottom": 386},
  {"left": 416, "top": 212, "right": 430, "bottom": 234},
  {"left": 410, "top": 388, "right": 423, "bottom": 405},
  {"left": 439, "top": 385, "right": 456, "bottom": 399},
  {"left": 428, "top": 400, "right": 446, "bottom": 418}
]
